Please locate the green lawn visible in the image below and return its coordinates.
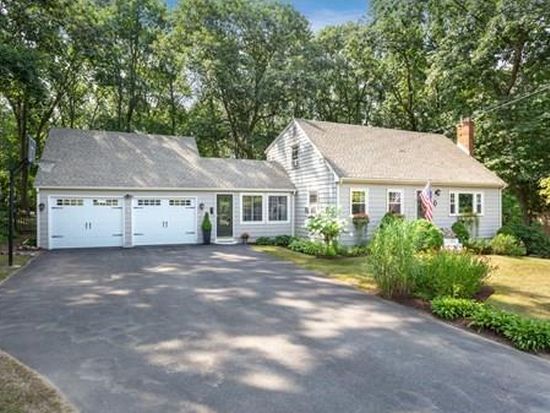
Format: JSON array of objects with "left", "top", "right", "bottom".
[
  {"left": 0, "top": 254, "right": 31, "bottom": 283},
  {"left": 486, "top": 255, "right": 550, "bottom": 320},
  {"left": 0, "top": 350, "right": 75, "bottom": 413},
  {"left": 253, "top": 245, "right": 376, "bottom": 292},
  {"left": 254, "top": 246, "right": 550, "bottom": 320}
]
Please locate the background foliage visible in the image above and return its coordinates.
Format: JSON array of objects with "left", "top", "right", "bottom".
[{"left": 1, "top": 0, "right": 549, "bottom": 227}]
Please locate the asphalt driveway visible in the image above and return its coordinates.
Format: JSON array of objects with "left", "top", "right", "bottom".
[{"left": 0, "top": 246, "right": 549, "bottom": 413}]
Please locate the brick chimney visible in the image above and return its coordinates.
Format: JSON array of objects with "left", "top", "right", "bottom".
[{"left": 456, "top": 118, "right": 474, "bottom": 155}]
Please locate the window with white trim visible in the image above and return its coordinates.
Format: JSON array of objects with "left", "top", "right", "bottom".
[
  {"left": 350, "top": 190, "right": 366, "bottom": 215},
  {"left": 93, "top": 199, "right": 119, "bottom": 207},
  {"left": 450, "top": 191, "right": 483, "bottom": 215},
  {"left": 56, "top": 198, "right": 83, "bottom": 206},
  {"left": 242, "top": 195, "right": 263, "bottom": 222},
  {"left": 291, "top": 144, "right": 299, "bottom": 169},
  {"left": 308, "top": 191, "right": 318, "bottom": 215},
  {"left": 387, "top": 190, "right": 403, "bottom": 214},
  {"left": 268, "top": 195, "right": 288, "bottom": 222},
  {"left": 137, "top": 199, "right": 161, "bottom": 206}
]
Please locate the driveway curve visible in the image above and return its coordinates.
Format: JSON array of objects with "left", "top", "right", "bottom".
[{"left": 0, "top": 245, "right": 549, "bottom": 413}]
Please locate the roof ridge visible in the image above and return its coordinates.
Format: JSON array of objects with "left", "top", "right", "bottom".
[{"left": 295, "top": 118, "right": 446, "bottom": 138}]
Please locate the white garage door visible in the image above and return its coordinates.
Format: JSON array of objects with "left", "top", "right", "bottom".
[
  {"left": 50, "top": 197, "right": 124, "bottom": 249},
  {"left": 132, "top": 198, "right": 197, "bottom": 246}
]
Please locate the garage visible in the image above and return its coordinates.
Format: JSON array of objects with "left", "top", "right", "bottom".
[
  {"left": 132, "top": 197, "right": 197, "bottom": 246},
  {"left": 49, "top": 197, "right": 124, "bottom": 249}
]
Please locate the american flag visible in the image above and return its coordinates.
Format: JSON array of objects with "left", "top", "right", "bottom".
[{"left": 420, "top": 182, "right": 435, "bottom": 222}]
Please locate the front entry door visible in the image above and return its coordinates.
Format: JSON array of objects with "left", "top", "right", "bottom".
[{"left": 216, "top": 194, "right": 233, "bottom": 238}]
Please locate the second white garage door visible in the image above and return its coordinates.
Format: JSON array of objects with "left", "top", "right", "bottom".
[{"left": 132, "top": 197, "right": 197, "bottom": 246}]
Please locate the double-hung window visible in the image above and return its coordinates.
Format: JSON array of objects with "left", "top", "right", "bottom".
[
  {"left": 350, "top": 189, "right": 367, "bottom": 215},
  {"left": 291, "top": 144, "right": 299, "bottom": 169},
  {"left": 242, "top": 195, "right": 263, "bottom": 223},
  {"left": 268, "top": 195, "right": 288, "bottom": 222},
  {"left": 387, "top": 189, "right": 404, "bottom": 214},
  {"left": 308, "top": 191, "right": 318, "bottom": 215},
  {"left": 450, "top": 191, "right": 483, "bottom": 215}
]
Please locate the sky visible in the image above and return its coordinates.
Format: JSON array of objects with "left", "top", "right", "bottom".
[{"left": 165, "top": 0, "right": 368, "bottom": 31}]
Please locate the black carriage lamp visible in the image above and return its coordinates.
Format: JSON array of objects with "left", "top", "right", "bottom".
[
  {"left": 38, "top": 203, "right": 45, "bottom": 212},
  {"left": 124, "top": 193, "right": 132, "bottom": 200},
  {"left": 199, "top": 202, "right": 205, "bottom": 210}
]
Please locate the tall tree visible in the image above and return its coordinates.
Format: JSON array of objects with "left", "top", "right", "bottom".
[{"left": 175, "top": 0, "right": 311, "bottom": 158}]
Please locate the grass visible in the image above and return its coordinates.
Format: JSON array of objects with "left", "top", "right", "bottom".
[
  {"left": 254, "top": 246, "right": 550, "bottom": 320},
  {"left": 0, "top": 350, "right": 75, "bottom": 413},
  {"left": 253, "top": 245, "right": 376, "bottom": 292},
  {"left": 0, "top": 254, "right": 31, "bottom": 283},
  {"left": 486, "top": 255, "right": 550, "bottom": 320}
]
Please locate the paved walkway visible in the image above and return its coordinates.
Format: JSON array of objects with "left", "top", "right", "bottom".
[{"left": 0, "top": 245, "right": 549, "bottom": 412}]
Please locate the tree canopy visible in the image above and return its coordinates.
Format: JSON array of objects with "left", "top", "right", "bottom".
[{"left": 0, "top": 0, "right": 549, "bottom": 223}]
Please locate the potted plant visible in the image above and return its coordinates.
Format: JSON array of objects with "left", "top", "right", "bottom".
[
  {"left": 201, "top": 212, "right": 212, "bottom": 245},
  {"left": 240, "top": 232, "right": 250, "bottom": 244}
]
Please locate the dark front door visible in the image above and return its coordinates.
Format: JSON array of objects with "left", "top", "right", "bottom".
[{"left": 216, "top": 194, "right": 233, "bottom": 238}]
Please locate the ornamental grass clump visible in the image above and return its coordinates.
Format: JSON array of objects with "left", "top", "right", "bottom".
[
  {"left": 415, "top": 251, "right": 491, "bottom": 299},
  {"left": 368, "top": 219, "right": 419, "bottom": 298}
]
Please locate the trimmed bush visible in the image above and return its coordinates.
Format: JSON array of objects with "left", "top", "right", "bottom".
[
  {"left": 368, "top": 219, "right": 419, "bottom": 298},
  {"left": 288, "top": 239, "right": 326, "bottom": 256},
  {"left": 431, "top": 297, "right": 550, "bottom": 352},
  {"left": 489, "top": 234, "right": 526, "bottom": 256},
  {"left": 430, "top": 297, "right": 483, "bottom": 320},
  {"left": 465, "top": 238, "right": 492, "bottom": 254},
  {"left": 451, "top": 221, "right": 469, "bottom": 244},
  {"left": 412, "top": 219, "right": 443, "bottom": 252},
  {"left": 415, "top": 251, "right": 491, "bottom": 299},
  {"left": 499, "top": 222, "right": 550, "bottom": 257}
]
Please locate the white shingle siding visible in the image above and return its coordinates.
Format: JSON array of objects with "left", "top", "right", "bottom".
[
  {"left": 37, "top": 189, "right": 293, "bottom": 249},
  {"left": 338, "top": 183, "right": 502, "bottom": 245},
  {"left": 266, "top": 121, "right": 338, "bottom": 237}
]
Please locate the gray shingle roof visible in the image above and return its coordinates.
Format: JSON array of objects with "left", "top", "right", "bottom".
[
  {"left": 295, "top": 119, "right": 506, "bottom": 187},
  {"left": 35, "top": 128, "right": 294, "bottom": 190}
]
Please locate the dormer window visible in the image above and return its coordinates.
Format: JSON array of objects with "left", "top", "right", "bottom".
[{"left": 291, "top": 144, "right": 299, "bottom": 169}]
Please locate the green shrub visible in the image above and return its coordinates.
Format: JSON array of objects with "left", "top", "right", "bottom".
[
  {"left": 288, "top": 239, "right": 326, "bottom": 256},
  {"left": 368, "top": 219, "right": 419, "bottom": 298},
  {"left": 499, "top": 222, "right": 550, "bottom": 257},
  {"left": 451, "top": 221, "right": 469, "bottom": 244},
  {"left": 465, "top": 238, "right": 492, "bottom": 254},
  {"left": 415, "top": 251, "right": 491, "bottom": 299},
  {"left": 501, "top": 317, "right": 550, "bottom": 352},
  {"left": 430, "top": 297, "right": 483, "bottom": 320},
  {"left": 338, "top": 244, "right": 369, "bottom": 257},
  {"left": 255, "top": 236, "right": 274, "bottom": 245},
  {"left": 273, "top": 235, "right": 296, "bottom": 247},
  {"left": 431, "top": 298, "right": 550, "bottom": 352},
  {"left": 412, "top": 219, "right": 443, "bottom": 252},
  {"left": 378, "top": 211, "right": 404, "bottom": 230},
  {"left": 489, "top": 234, "right": 526, "bottom": 256}
]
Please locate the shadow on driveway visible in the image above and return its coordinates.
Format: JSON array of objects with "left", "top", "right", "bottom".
[{"left": 0, "top": 245, "right": 549, "bottom": 413}]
